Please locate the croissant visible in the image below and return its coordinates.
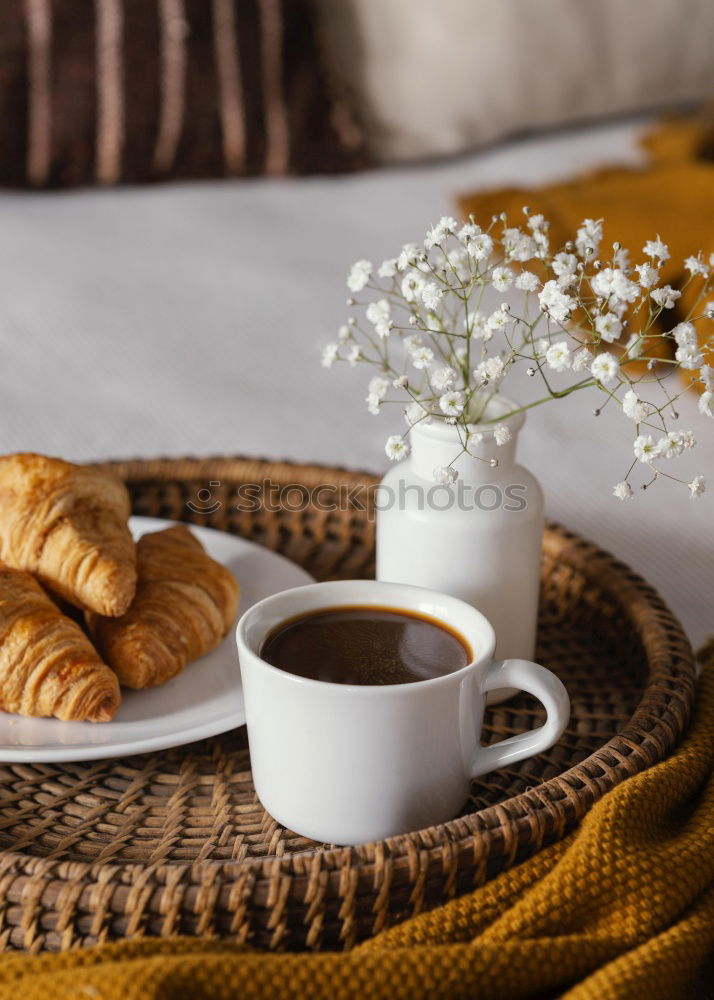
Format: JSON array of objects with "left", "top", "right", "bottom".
[
  {"left": 86, "top": 525, "right": 239, "bottom": 689},
  {"left": 0, "top": 453, "right": 136, "bottom": 617},
  {"left": 0, "top": 563, "right": 120, "bottom": 721}
]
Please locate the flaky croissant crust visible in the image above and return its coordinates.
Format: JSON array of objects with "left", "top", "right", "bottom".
[
  {"left": 87, "top": 525, "right": 239, "bottom": 689},
  {"left": 0, "top": 564, "right": 120, "bottom": 722},
  {"left": 0, "top": 453, "right": 136, "bottom": 617}
]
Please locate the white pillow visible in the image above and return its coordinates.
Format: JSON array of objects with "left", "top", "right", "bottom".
[{"left": 317, "top": 0, "right": 714, "bottom": 162}]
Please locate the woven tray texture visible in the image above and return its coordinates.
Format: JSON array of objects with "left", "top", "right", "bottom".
[{"left": 0, "top": 456, "right": 696, "bottom": 954}]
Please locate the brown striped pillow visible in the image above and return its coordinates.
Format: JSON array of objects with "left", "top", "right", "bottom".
[{"left": 0, "top": 0, "right": 365, "bottom": 186}]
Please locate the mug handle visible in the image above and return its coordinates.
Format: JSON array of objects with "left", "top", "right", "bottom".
[{"left": 470, "top": 659, "right": 570, "bottom": 778}]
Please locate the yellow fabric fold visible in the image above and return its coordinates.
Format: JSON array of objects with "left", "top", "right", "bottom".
[{"left": 0, "top": 653, "right": 711, "bottom": 999}]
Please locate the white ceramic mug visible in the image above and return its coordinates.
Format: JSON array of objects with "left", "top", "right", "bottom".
[{"left": 236, "top": 580, "right": 570, "bottom": 846}]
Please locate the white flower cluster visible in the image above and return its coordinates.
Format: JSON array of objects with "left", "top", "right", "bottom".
[{"left": 322, "top": 213, "right": 714, "bottom": 498}]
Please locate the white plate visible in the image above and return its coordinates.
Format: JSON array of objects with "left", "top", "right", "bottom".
[{"left": 0, "top": 516, "right": 313, "bottom": 762}]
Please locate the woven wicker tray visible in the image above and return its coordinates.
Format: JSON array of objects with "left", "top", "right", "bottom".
[{"left": 0, "top": 456, "right": 696, "bottom": 953}]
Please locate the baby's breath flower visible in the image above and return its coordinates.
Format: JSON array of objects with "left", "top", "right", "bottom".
[
  {"left": 557, "top": 272, "right": 578, "bottom": 290},
  {"left": 337, "top": 324, "right": 351, "bottom": 343},
  {"left": 474, "top": 356, "right": 506, "bottom": 383},
  {"left": 656, "top": 432, "right": 685, "bottom": 459},
  {"left": 651, "top": 285, "right": 681, "bottom": 309},
  {"left": 420, "top": 282, "right": 443, "bottom": 311},
  {"left": 688, "top": 476, "right": 705, "bottom": 498},
  {"left": 698, "top": 391, "right": 714, "bottom": 418},
  {"left": 613, "top": 481, "right": 634, "bottom": 501},
  {"left": 403, "top": 334, "right": 422, "bottom": 352},
  {"left": 676, "top": 343, "right": 704, "bottom": 370},
  {"left": 465, "top": 232, "right": 493, "bottom": 261},
  {"left": 595, "top": 313, "right": 623, "bottom": 343},
  {"left": 347, "top": 344, "right": 363, "bottom": 366},
  {"left": 404, "top": 401, "right": 430, "bottom": 426},
  {"left": 545, "top": 341, "right": 572, "bottom": 372},
  {"left": 385, "top": 435, "right": 409, "bottom": 461},
  {"left": 439, "top": 390, "right": 464, "bottom": 416},
  {"left": 487, "top": 356, "right": 507, "bottom": 381},
  {"left": 515, "top": 271, "right": 540, "bottom": 292},
  {"left": 366, "top": 393, "right": 381, "bottom": 415},
  {"left": 321, "top": 343, "right": 339, "bottom": 368},
  {"left": 458, "top": 221, "right": 481, "bottom": 242},
  {"left": 486, "top": 308, "right": 510, "bottom": 333},
  {"left": 575, "top": 218, "right": 602, "bottom": 258},
  {"left": 539, "top": 280, "right": 575, "bottom": 322},
  {"left": 701, "top": 366, "right": 714, "bottom": 391},
  {"left": 493, "top": 424, "right": 512, "bottom": 446},
  {"left": 424, "top": 216, "right": 457, "bottom": 250},
  {"left": 684, "top": 255, "right": 709, "bottom": 277},
  {"left": 672, "top": 322, "right": 696, "bottom": 348},
  {"left": 591, "top": 268, "right": 638, "bottom": 304},
  {"left": 622, "top": 390, "right": 648, "bottom": 422},
  {"left": 433, "top": 465, "right": 458, "bottom": 485},
  {"left": 634, "top": 434, "right": 657, "bottom": 463},
  {"left": 392, "top": 375, "right": 409, "bottom": 389},
  {"left": 396, "top": 244, "right": 419, "bottom": 271},
  {"left": 591, "top": 352, "right": 620, "bottom": 386},
  {"left": 502, "top": 227, "right": 535, "bottom": 262},
  {"left": 552, "top": 252, "right": 577, "bottom": 277},
  {"left": 347, "top": 259, "right": 372, "bottom": 292},
  {"left": 378, "top": 258, "right": 398, "bottom": 278},
  {"left": 411, "top": 346, "right": 434, "bottom": 370},
  {"left": 635, "top": 262, "right": 659, "bottom": 288},
  {"left": 533, "top": 233, "right": 550, "bottom": 260},
  {"left": 368, "top": 376, "right": 389, "bottom": 400},
  {"left": 431, "top": 366, "right": 457, "bottom": 392},
  {"left": 366, "top": 298, "right": 392, "bottom": 339},
  {"left": 424, "top": 227, "right": 443, "bottom": 252},
  {"left": 401, "top": 272, "right": 424, "bottom": 303},
  {"left": 491, "top": 266, "right": 514, "bottom": 292},
  {"left": 643, "top": 236, "right": 670, "bottom": 261},
  {"left": 572, "top": 347, "right": 593, "bottom": 372}
]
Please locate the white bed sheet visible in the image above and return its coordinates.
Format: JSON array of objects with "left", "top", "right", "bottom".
[{"left": 0, "top": 115, "right": 710, "bottom": 649}]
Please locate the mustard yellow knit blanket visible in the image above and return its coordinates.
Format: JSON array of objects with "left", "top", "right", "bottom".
[{"left": 0, "top": 650, "right": 710, "bottom": 999}]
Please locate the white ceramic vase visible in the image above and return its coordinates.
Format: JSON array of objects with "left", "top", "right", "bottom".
[{"left": 376, "top": 397, "right": 544, "bottom": 701}]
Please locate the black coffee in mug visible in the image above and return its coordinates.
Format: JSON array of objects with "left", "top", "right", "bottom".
[{"left": 260, "top": 605, "right": 472, "bottom": 685}]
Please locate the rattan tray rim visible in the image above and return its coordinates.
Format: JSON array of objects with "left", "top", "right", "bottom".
[{"left": 0, "top": 455, "right": 695, "bottom": 954}]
